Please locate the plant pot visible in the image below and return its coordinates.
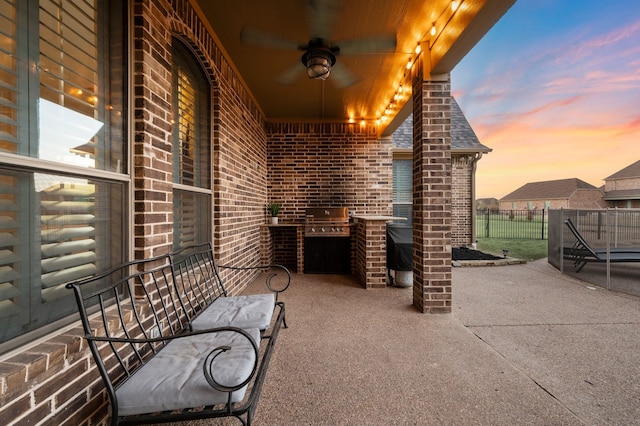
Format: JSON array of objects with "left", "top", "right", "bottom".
[{"left": 270, "top": 216, "right": 278, "bottom": 225}]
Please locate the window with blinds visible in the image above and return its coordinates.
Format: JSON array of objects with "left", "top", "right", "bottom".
[
  {"left": 0, "top": 0, "right": 125, "bottom": 351},
  {"left": 0, "top": 0, "right": 21, "bottom": 155},
  {"left": 393, "top": 158, "right": 413, "bottom": 225},
  {"left": 172, "top": 40, "right": 211, "bottom": 250}
]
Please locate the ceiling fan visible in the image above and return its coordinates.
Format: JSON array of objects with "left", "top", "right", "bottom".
[{"left": 240, "top": 0, "right": 397, "bottom": 88}]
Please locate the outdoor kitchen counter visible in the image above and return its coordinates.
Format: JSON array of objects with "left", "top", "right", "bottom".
[
  {"left": 260, "top": 217, "right": 406, "bottom": 282},
  {"left": 351, "top": 215, "right": 406, "bottom": 221},
  {"left": 261, "top": 222, "right": 304, "bottom": 272},
  {"left": 351, "top": 216, "right": 406, "bottom": 289}
]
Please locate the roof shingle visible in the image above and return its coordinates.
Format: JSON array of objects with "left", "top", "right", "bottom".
[
  {"left": 605, "top": 159, "right": 640, "bottom": 180},
  {"left": 500, "top": 178, "right": 599, "bottom": 201},
  {"left": 392, "top": 97, "right": 491, "bottom": 153}
]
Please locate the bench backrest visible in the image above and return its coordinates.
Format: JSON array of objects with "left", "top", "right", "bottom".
[
  {"left": 66, "top": 254, "right": 187, "bottom": 405},
  {"left": 170, "top": 242, "right": 227, "bottom": 326}
]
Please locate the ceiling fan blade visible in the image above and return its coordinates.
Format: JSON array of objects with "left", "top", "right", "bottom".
[
  {"left": 307, "top": 0, "right": 340, "bottom": 39},
  {"left": 240, "top": 25, "right": 302, "bottom": 50},
  {"left": 329, "top": 62, "right": 358, "bottom": 89},
  {"left": 274, "top": 61, "right": 304, "bottom": 85},
  {"left": 337, "top": 34, "right": 397, "bottom": 55}
]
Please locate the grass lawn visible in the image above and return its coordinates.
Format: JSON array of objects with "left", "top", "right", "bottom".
[{"left": 477, "top": 238, "right": 548, "bottom": 261}]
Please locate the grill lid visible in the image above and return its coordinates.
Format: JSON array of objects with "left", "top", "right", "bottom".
[{"left": 305, "top": 207, "right": 350, "bottom": 236}]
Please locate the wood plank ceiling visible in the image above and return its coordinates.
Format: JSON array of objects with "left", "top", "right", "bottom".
[{"left": 193, "top": 0, "right": 515, "bottom": 135}]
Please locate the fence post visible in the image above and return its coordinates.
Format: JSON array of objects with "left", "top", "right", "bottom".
[
  {"left": 485, "top": 208, "right": 490, "bottom": 238},
  {"left": 541, "top": 209, "right": 545, "bottom": 240}
]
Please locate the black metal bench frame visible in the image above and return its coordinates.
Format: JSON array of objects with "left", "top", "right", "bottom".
[
  {"left": 66, "top": 246, "right": 289, "bottom": 426},
  {"left": 169, "top": 242, "right": 289, "bottom": 333}
]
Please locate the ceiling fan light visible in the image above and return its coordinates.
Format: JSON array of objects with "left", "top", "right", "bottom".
[
  {"left": 307, "top": 56, "right": 331, "bottom": 79},
  {"left": 303, "top": 48, "right": 336, "bottom": 80}
]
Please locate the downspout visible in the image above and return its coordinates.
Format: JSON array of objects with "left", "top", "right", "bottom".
[{"left": 470, "top": 152, "right": 483, "bottom": 245}]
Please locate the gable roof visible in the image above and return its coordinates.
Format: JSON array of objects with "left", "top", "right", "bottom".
[
  {"left": 605, "top": 159, "right": 640, "bottom": 180},
  {"left": 500, "top": 178, "right": 600, "bottom": 201},
  {"left": 451, "top": 97, "right": 491, "bottom": 153},
  {"left": 392, "top": 97, "right": 491, "bottom": 154}
]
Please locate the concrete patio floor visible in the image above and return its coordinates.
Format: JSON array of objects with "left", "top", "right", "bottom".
[{"left": 165, "top": 259, "right": 640, "bottom": 425}]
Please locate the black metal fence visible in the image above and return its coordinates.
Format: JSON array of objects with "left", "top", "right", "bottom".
[{"left": 476, "top": 209, "right": 548, "bottom": 240}]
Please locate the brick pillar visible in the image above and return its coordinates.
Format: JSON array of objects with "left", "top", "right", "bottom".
[
  {"left": 412, "top": 74, "right": 452, "bottom": 313},
  {"left": 354, "top": 218, "right": 387, "bottom": 289},
  {"left": 297, "top": 226, "right": 304, "bottom": 274}
]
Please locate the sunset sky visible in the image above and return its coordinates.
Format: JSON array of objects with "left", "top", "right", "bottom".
[{"left": 451, "top": 0, "right": 640, "bottom": 200}]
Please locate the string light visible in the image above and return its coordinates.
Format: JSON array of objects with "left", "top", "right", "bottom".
[{"left": 369, "top": 0, "right": 464, "bottom": 128}]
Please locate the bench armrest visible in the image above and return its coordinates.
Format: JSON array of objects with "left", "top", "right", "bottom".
[{"left": 218, "top": 264, "right": 291, "bottom": 296}]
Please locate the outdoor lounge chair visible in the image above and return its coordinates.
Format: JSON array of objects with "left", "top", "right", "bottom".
[{"left": 563, "top": 218, "right": 640, "bottom": 272}]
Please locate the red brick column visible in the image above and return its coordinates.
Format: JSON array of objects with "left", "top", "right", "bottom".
[
  {"left": 297, "top": 226, "right": 304, "bottom": 274},
  {"left": 412, "top": 75, "right": 452, "bottom": 313},
  {"left": 260, "top": 225, "right": 273, "bottom": 266},
  {"left": 354, "top": 218, "right": 388, "bottom": 289}
]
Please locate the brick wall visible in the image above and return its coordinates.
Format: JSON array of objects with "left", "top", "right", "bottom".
[
  {"left": 0, "top": 329, "right": 105, "bottom": 425},
  {"left": 606, "top": 177, "right": 640, "bottom": 191},
  {"left": 500, "top": 200, "right": 567, "bottom": 210},
  {"left": 266, "top": 122, "right": 393, "bottom": 221},
  {"left": 354, "top": 219, "right": 388, "bottom": 288},
  {"left": 568, "top": 189, "right": 607, "bottom": 209},
  {"left": 265, "top": 122, "right": 392, "bottom": 277},
  {"left": 604, "top": 176, "right": 640, "bottom": 207},
  {"left": 0, "top": 0, "right": 270, "bottom": 424},
  {"left": 452, "top": 155, "right": 473, "bottom": 246}
]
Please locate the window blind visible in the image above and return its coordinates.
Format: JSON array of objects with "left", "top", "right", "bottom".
[{"left": 0, "top": 0, "right": 125, "bottom": 350}]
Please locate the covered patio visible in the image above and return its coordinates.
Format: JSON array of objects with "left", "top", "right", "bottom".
[
  {"left": 180, "top": 261, "right": 640, "bottom": 425},
  {"left": 2, "top": 1, "right": 524, "bottom": 424}
]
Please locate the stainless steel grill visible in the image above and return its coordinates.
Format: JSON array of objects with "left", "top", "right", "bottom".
[
  {"left": 304, "top": 207, "right": 351, "bottom": 274},
  {"left": 304, "top": 207, "right": 350, "bottom": 237}
]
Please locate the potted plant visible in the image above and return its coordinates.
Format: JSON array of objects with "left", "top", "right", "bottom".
[{"left": 268, "top": 203, "right": 281, "bottom": 224}]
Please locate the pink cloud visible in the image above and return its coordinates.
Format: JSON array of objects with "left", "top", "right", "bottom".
[{"left": 453, "top": 15, "right": 640, "bottom": 199}]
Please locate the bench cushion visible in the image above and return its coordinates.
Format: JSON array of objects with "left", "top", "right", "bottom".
[
  {"left": 191, "top": 293, "right": 275, "bottom": 331},
  {"left": 116, "top": 328, "right": 260, "bottom": 416}
]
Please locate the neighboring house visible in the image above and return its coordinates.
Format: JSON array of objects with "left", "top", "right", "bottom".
[
  {"left": 392, "top": 97, "right": 492, "bottom": 246},
  {"left": 602, "top": 159, "right": 640, "bottom": 208},
  {"left": 499, "top": 178, "right": 606, "bottom": 210},
  {"left": 477, "top": 197, "right": 499, "bottom": 212}
]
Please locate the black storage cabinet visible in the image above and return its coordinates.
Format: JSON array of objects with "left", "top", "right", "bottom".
[
  {"left": 386, "top": 223, "right": 412, "bottom": 271},
  {"left": 304, "top": 236, "right": 351, "bottom": 274}
]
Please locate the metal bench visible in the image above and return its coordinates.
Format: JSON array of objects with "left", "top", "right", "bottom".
[
  {"left": 66, "top": 248, "right": 288, "bottom": 426},
  {"left": 170, "top": 242, "right": 289, "bottom": 333}
]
